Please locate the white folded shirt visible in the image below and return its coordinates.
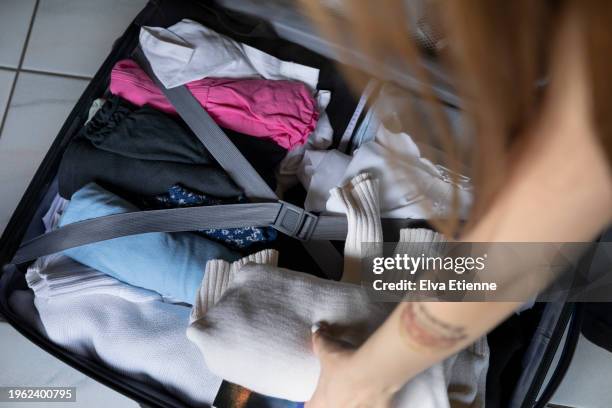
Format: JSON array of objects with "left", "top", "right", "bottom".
[
  {"left": 325, "top": 126, "right": 473, "bottom": 219},
  {"left": 140, "top": 18, "right": 320, "bottom": 89}
]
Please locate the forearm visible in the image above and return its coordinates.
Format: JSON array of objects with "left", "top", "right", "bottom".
[
  {"left": 348, "top": 143, "right": 611, "bottom": 393},
  {"left": 348, "top": 99, "right": 612, "bottom": 393},
  {"left": 349, "top": 301, "right": 519, "bottom": 392}
]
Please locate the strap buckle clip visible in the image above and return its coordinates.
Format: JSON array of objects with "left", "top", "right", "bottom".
[{"left": 272, "top": 201, "right": 318, "bottom": 241}]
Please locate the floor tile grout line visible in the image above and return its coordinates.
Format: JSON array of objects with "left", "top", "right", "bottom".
[
  {"left": 0, "top": 72, "right": 19, "bottom": 139},
  {"left": 18, "top": 68, "right": 93, "bottom": 82},
  {"left": 0, "top": 0, "right": 41, "bottom": 138}
]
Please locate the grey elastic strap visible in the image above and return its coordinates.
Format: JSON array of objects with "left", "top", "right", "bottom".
[
  {"left": 13, "top": 203, "right": 282, "bottom": 264},
  {"left": 133, "top": 48, "right": 277, "bottom": 202},
  {"left": 337, "top": 79, "right": 380, "bottom": 153},
  {"left": 11, "top": 201, "right": 369, "bottom": 265},
  {"left": 12, "top": 203, "right": 415, "bottom": 265}
]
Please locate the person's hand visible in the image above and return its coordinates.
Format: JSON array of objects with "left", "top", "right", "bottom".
[{"left": 305, "top": 323, "right": 397, "bottom": 408}]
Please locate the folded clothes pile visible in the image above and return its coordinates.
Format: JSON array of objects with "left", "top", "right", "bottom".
[
  {"left": 22, "top": 20, "right": 333, "bottom": 406},
  {"left": 49, "top": 14, "right": 334, "bottom": 306},
  {"left": 21, "top": 195, "right": 223, "bottom": 406},
  {"left": 21, "top": 15, "right": 487, "bottom": 408},
  {"left": 139, "top": 17, "right": 336, "bottom": 193}
]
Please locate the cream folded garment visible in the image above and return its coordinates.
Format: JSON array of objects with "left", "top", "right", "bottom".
[
  {"left": 187, "top": 245, "right": 488, "bottom": 406},
  {"left": 330, "top": 173, "right": 383, "bottom": 283},
  {"left": 187, "top": 173, "right": 488, "bottom": 405},
  {"left": 187, "top": 254, "right": 393, "bottom": 402},
  {"left": 26, "top": 253, "right": 160, "bottom": 303}
]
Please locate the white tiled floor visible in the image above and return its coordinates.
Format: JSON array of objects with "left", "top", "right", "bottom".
[
  {"left": 0, "top": 70, "right": 15, "bottom": 114},
  {"left": 0, "top": 0, "right": 147, "bottom": 234},
  {"left": 0, "top": 0, "right": 145, "bottom": 406},
  {"left": 551, "top": 335, "right": 612, "bottom": 408},
  {"left": 0, "top": 0, "right": 36, "bottom": 69},
  {"left": 23, "top": 0, "right": 147, "bottom": 77}
]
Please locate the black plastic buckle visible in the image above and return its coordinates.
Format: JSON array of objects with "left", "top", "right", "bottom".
[{"left": 272, "top": 201, "right": 319, "bottom": 241}]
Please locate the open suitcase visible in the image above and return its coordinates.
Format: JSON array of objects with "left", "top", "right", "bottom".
[{"left": 0, "top": 1, "right": 596, "bottom": 407}]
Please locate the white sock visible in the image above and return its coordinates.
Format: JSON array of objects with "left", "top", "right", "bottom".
[
  {"left": 191, "top": 249, "right": 279, "bottom": 323},
  {"left": 398, "top": 227, "right": 448, "bottom": 255},
  {"left": 387, "top": 228, "right": 449, "bottom": 285},
  {"left": 330, "top": 173, "right": 382, "bottom": 283}
]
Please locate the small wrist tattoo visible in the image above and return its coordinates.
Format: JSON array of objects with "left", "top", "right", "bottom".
[{"left": 399, "top": 303, "right": 467, "bottom": 350}]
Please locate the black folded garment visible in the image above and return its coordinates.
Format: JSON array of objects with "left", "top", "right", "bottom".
[
  {"left": 58, "top": 96, "right": 286, "bottom": 199},
  {"left": 58, "top": 139, "right": 243, "bottom": 199},
  {"left": 81, "top": 95, "right": 216, "bottom": 164}
]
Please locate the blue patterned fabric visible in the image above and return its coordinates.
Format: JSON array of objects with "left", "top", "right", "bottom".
[
  {"left": 60, "top": 183, "right": 239, "bottom": 303},
  {"left": 140, "top": 185, "right": 277, "bottom": 250}
]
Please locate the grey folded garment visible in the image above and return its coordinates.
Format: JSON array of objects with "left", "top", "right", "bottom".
[
  {"left": 187, "top": 232, "right": 489, "bottom": 406},
  {"left": 187, "top": 256, "right": 394, "bottom": 402}
]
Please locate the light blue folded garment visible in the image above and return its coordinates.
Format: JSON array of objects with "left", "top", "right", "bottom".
[{"left": 59, "top": 183, "right": 239, "bottom": 304}]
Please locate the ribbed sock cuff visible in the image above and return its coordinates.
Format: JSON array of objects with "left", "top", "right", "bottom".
[
  {"left": 396, "top": 228, "right": 448, "bottom": 258},
  {"left": 191, "top": 249, "right": 279, "bottom": 323},
  {"left": 398, "top": 227, "right": 445, "bottom": 244},
  {"left": 330, "top": 173, "right": 382, "bottom": 283},
  {"left": 376, "top": 228, "right": 448, "bottom": 295}
]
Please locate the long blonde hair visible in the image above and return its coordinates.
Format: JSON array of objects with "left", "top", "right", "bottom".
[{"left": 299, "top": 0, "right": 612, "bottom": 235}]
